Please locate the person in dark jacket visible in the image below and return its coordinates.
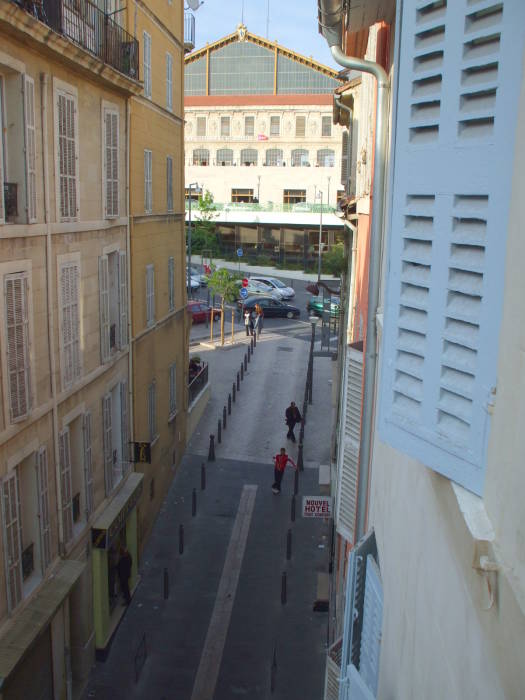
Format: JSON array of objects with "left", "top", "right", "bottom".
[
  {"left": 285, "top": 401, "right": 302, "bottom": 442},
  {"left": 117, "top": 546, "right": 132, "bottom": 605},
  {"left": 272, "top": 448, "right": 297, "bottom": 494}
]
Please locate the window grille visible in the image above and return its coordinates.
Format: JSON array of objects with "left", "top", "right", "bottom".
[
  {"left": 240, "top": 148, "right": 257, "bottom": 166},
  {"left": 265, "top": 149, "right": 283, "bottom": 166},
  {"left": 216, "top": 148, "right": 233, "bottom": 166}
]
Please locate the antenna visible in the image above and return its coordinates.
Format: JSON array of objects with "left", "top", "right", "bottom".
[
  {"left": 186, "top": 0, "right": 202, "bottom": 10},
  {"left": 241, "top": 0, "right": 244, "bottom": 24},
  {"left": 266, "top": 0, "right": 270, "bottom": 38}
]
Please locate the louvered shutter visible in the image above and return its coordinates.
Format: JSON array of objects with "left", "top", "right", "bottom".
[
  {"left": 336, "top": 344, "right": 363, "bottom": 544},
  {"left": 36, "top": 447, "right": 51, "bottom": 572},
  {"left": 83, "top": 412, "right": 94, "bottom": 517},
  {"left": 341, "top": 664, "right": 375, "bottom": 700},
  {"left": 104, "top": 109, "right": 119, "bottom": 218},
  {"left": 143, "top": 32, "right": 151, "bottom": 98},
  {"left": 0, "top": 97, "right": 4, "bottom": 223},
  {"left": 146, "top": 264, "right": 155, "bottom": 326},
  {"left": 144, "top": 150, "right": 152, "bottom": 213},
  {"left": 23, "top": 75, "right": 37, "bottom": 223},
  {"left": 324, "top": 638, "right": 342, "bottom": 700},
  {"left": 341, "top": 129, "right": 349, "bottom": 192},
  {"left": 57, "top": 91, "right": 78, "bottom": 220},
  {"left": 59, "top": 428, "right": 73, "bottom": 544},
  {"left": 168, "top": 257, "right": 175, "bottom": 311},
  {"left": 166, "top": 157, "right": 173, "bottom": 212},
  {"left": 5, "top": 273, "right": 31, "bottom": 422},
  {"left": 296, "top": 115, "right": 306, "bottom": 138},
  {"left": 60, "top": 262, "right": 81, "bottom": 389},
  {"left": 379, "top": 0, "right": 525, "bottom": 496},
  {"left": 169, "top": 362, "right": 176, "bottom": 416},
  {"left": 118, "top": 251, "right": 128, "bottom": 347},
  {"left": 359, "top": 556, "right": 383, "bottom": 696},
  {"left": 99, "top": 255, "right": 110, "bottom": 362},
  {"left": 102, "top": 394, "right": 113, "bottom": 495},
  {"left": 120, "top": 380, "right": 129, "bottom": 472},
  {"left": 166, "top": 53, "right": 173, "bottom": 110},
  {"left": 2, "top": 471, "right": 23, "bottom": 611}
]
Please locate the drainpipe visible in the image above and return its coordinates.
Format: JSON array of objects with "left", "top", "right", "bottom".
[{"left": 126, "top": 99, "right": 134, "bottom": 446}]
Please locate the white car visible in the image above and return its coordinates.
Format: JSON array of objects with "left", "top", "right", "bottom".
[
  {"left": 186, "top": 274, "right": 200, "bottom": 290},
  {"left": 237, "top": 279, "right": 283, "bottom": 300},
  {"left": 250, "top": 276, "right": 295, "bottom": 299}
]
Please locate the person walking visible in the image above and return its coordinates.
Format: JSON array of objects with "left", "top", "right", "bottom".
[
  {"left": 254, "top": 303, "right": 264, "bottom": 337},
  {"left": 272, "top": 447, "right": 297, "bottom": 494},
  {"left": 244, "top": 308, "right": 251, "bottom": 336},
  {"left": 285, "top": 401, "right": 302, "bottom": 443},
  {"left": 117, "top": 545, "right": 132, "bottom": 605}
]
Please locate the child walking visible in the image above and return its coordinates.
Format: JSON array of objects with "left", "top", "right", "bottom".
[{"left": 272, "top": 448, "right": 297, "bottom": 494}]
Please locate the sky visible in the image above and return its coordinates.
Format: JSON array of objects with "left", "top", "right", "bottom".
[{"left": 189, "top": 0, "right": 338, "bottom": 71}]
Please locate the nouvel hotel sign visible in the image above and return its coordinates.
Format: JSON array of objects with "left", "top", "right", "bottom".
[{"left": 302, "top": 496, "right": 332, "bottom": 518}]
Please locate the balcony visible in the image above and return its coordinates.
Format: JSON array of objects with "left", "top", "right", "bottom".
[
  {"left": 188, "top": 361, "right": 208, "bottom": 405},
  {"left": 16, "top": 0, "right": 139, "bottom": 80},
  {"left": 184, "top": 12, "right": 195, "bottom": 53}
]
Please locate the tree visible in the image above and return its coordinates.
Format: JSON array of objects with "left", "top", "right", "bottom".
[
  {"left": 188, "top": 190, "right": 220, "bottom": 256},
  {"left": 207, "top": 268, "right": 239, "bottom": 345},
  {"left": 322, "top": 242, "right": 346, "bottom": 276}
]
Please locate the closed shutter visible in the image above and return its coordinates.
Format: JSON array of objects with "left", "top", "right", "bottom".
[
  {"left": 295, "top": 115, "right": 306, "bottom": 138},
  {"left": 167, "top": 156, "right": 173, "bottom": 212},
  {"left": 2, "top": 470, "right": 23, "bottom": 611},
  {"left": 59, "top": 428, "right": 73, "bottom": 544},
  {"left": 378, "top": 0, "right": 525, "bottom": 495},
  {"left": 146, "top": 264, "right": 155, "bottom": 326},
  {"left": 359, "top": 556, "right": 383, "bottom": 696},
  {"left": 98, "top": 255, "right": 110, "bottom": 362},
  {"left": 102, "top": 394, "right": 113, "bottom": 495},
  {"left": 197, "top": 116, "right": 206, "bottom": 137},
  {"left": 322, "top": 115, "right": 332, "bottom": 137},
  {"left": 324, "top": 638, "right": 342, "bottom": 700},
  {"left": 166, "top": 53, "right": 173, "bottom": 110},
  {"left": 168, "top": 257, "right": 175, "bottom": 311},
  {"left": 24, "top": 75, "right": 37, "bottom": 223},
  {"left": 104, "top": 109, "right": 119, "bottom": 218},
  {"left": 120, "top": 380, "right": 129, "bottom": 471},
  {"left": 83, "top": 412, "right": 94, "bottom": 517},
  {"left": 341, "top": 129, "right": 349, "bottom": 191},
  {"left": 57, "top": 90, "right": 78, "bottom": 220},
  {"left": 143, "top": 32, "right": 151, "bottom": 98},
  {"left": 169, "top": 362, "right": 176, "bottom": 416},
  {"left": 341, "top": 664, "right": 375, "bottom": 700},
  {"left": 36, "top": 447, "right": 51, "bottom": 572},
  {"left": 5, "top": 273, "right": 31, "bottom": 422},
  {"left": 270, "top": 115, "right": 280, "bottom": 136},
  {"left": 59, "top": 261, "right": 81, "bottom": 389},
  {"left": 144, "top": 149, "right": 152, "bottom": 213},
  {"left": 118, "top": 251, "right": 128, "bottom": 347},
  {"left": 336, "top": 344, "right": 363, "bottom": 544}
]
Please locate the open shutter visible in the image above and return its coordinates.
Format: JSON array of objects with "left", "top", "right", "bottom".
[
  {"left": 118, "top": 251, "right": 128, "bottom": 347},
  {"left": 2, "top": 471, "right": 23, "bottom": 611},
  {"left": 83, "top": 412, "right": 94, "bottom": 517},
  {"left": 120, "top": 380, "right": 129, "bottom": 473},
  {"left": 36, "top": 447, "right": 51, "bottom": 572},
  {"left": 23, "top": 75, "right": 37, "bottom": 223},
  {"left": 60, "top": 261, "right": 81, "bottom": 389},
  {"left": 336, "top": 344, "right": 363, "bottom": 544},
  {"left": 5, "top": 273, "right": 31, "bottom": 422},
  {"left": 98, "top": 255, "right": 110, "bottom": 362},
  {"left": 341, "top": 664, "right": 375, "bottom": 700},
  {"left": 104, "top": 109, "right": 119, "bottom": 218},
  {"left": 57, "top": 91, "right": 78, "bottom": 220},
  {"left": 143, "top": 32, "right": 151, "bottom": 98},
  {"left": 359, "top": 556, "right": 383, "bottom": 696},
  {"left": 168, "top": 256, "right": 174, "bottom": 311},
  {"left": 340, "top": 130, "right": 349, "bottom": 191},
  {"left": 102, "top": 394, "right": 113, "bottom": 495},
  {"left": 59, "top": 428, "right": 73, "bottom": 544}
]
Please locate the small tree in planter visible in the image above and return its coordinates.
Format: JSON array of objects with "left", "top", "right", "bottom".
[{"left": 207, "top": 268, "right": 239, "bottom": 346}]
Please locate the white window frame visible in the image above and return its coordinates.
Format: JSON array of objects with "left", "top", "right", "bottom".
[
  {"left": 143, "top": 31, "right": 152, "bottom": 99},
  {"left": 166, "top": 52, "right": 173, "bottom": 111},
  {"left": 146, "top": 263, "right": 155, "bottom": 327},
  {"left": 23, "top": 75, "right": 37, "bottom": 223},
  {"left": 102, "top": 102, "right": 119, "bottom": 218},
  {"left": 53, "top": 78, "right": 79, "bottom": 223},
  {"left": 166, "top": 155, "right": 173, "bottom": 212},
  {"left": 168, "top": 256, "right": 175, "bottom": 312},
  {"left": 144, "top": 149, "right": 152, "bottom": 213},
  {"left": 58, "top": 253, "right": 82, "bottom": 391},
  {"left": 169, "top": 362, "right": 177, "bottom": 419}
]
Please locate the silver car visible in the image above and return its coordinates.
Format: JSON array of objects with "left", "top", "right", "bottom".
[{"left": 250, "top": 276, "right": 295, "bottom": 299}]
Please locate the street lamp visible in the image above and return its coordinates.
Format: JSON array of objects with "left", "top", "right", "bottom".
[
  {"left": 257, "top": 175, "right": 261, "bottom": 203},
  {"left": 308, "top": 315, "right": 320, "bottom": 404},
  {"left": 316, "top": 190, "right": 323, "bottom": 282},
  {"left": 327, "top": 175, "right": 331, "bottom": 210},
  {"left": 187, "top": 182, "right": 200, "bottom": 298}
]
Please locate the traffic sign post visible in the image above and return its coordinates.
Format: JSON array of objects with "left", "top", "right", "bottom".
[{"left": 237, "top": 248, "right": 243, "bottom": 274}]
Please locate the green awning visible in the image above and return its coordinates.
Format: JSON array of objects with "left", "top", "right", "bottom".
[{"left": 91, "top": 472, "right": 143, "bottom": 549}]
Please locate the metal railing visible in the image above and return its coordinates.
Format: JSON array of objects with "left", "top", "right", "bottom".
[
  {"left": 188, "top": 362, "right": 208, "bottom": 405},
  {"left": 184, "top": 200, "right": 336, "bottom": 214},
  {"left": 19, "top": 0, "right": 139, "bottom": 79},
  {"left": 184, "top": 12, "right": 195, "bottom": 52}
]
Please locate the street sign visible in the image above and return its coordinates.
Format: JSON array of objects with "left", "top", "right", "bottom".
[
  {"left": 302, "top": 496, "right": 332, "bottom": 518},
  {"left": 237, "top": 248, "right": 243, "bottom": 257},
  {"left": 240, "top": 287, "right": 248, "bottom": 299},
  {"left": 242, "top": 278, "right": 249, "bottom": 287},
  {"left": 131, "top": 442, "right": 152, "bottom": 464}
]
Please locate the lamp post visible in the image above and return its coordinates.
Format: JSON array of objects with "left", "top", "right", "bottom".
[
  {"left": 187, "top": 182, "right": 200, "bottom": 299},
  {"left": 257, "top": 175, "right": 261, "bottom": 203},
  {"left": 308, "top": 315, "right": 320, "bottom": 403},
  {"left": 327, "top": 176, "right": 331, "bottom": 210},
  {"left": 316, "top": 190, "right": 323, "bottom": 282}
]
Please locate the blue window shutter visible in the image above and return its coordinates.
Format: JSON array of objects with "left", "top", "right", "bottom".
[
  {"left": 378, "top": 0, "right": 525, "bottom": 495},
  {"left": 359, "top": 556, "right": 383, "bottom": 696},
  {"left": 345, "top": 664, "right": 375, "bottom": 700}
]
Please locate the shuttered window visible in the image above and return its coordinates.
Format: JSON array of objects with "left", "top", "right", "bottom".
[
  {"left": 359, "top": 556, "right": 383, "bottom": 697},
  {"left": 59, "top": 428, "right": 73, "bottom": 544},
  {"left": 270, "top": 116, "right": 280, "bottom": 136},
  {"left": 2, "top": 470, "right": 23, "bottom": 611},
  {"left": 0, "top": 86, "right": 4, "bottom": 223},
  {"left": 196, "top": 116, "right": 206, "bottom": 137},
  {"left": 24, "top": 76, "right": 37, "bottom": 222},
  {"left": 98, "top": 255, "right": 110, "bottom": 362},
  {"left": 104, "top": 109, "right": 119, "bottom": 218},
  {"left": 59, "top": 261, "right": 81, "bottom": 390},
  {"left": 36, "top": 447, "right": 51, "bottom": 572},
  {"left": 57, "top": 89, "right": 78, "bottom": 220},
  {"left": 295, "top": 115, "right": 306, "bottom": 138},
  {"left": 341, "top": 130, "right": 350, "bottom": 191},
  {"left": 166, "top": 156, "right": 173, "bottom": 211},
  {"left": 168, "top": 256, "right": 175, "bottom": 311},
  {"left": 120, "top": 380, "right": 129, "bottom": 473},
  {"left": 148, "top": 380, "right": 157, "bottom": 442},
  {"left": 143, "top": 31, "right": 152, "bottom": 98},
  {"left": 5, "top": 273, "right": 31, "bottom": 422},
  {"left": 244, "top": 115, "right": 254, "bottom": 136},
  {"left": 144, "top": 149, "right": 152, "bottom": 213},
  {"left": 322, "top": 115, "right": 332, "bottom": 137},
  {"left": 102, "top": 394, "right": 113, "bottom": 495},
  {"left": 83, "top": 412, "right": 94, "bottom": 517},
  {"left": 220, "top": 116, "right": 230, "bottom": 137},
  {"left": 146, "top": 264, "right": 155, "bottom": 326},
  {"left": 119, "top": 251, "right": 128, "bottom": 347},
  {"left": 379, "top": 0, "right": 524, "bottom": 495},
  {"left": 166, "top": 52, "right": 173, "bottom": 110},
  {"left": 169, "top": 362, "right": 176, "bottom": 417}
]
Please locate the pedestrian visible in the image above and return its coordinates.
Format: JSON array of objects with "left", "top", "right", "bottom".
[
  {"left": 285, "top": 401, "right": 302, "bottom": 443},
  {"left": 244, "top": 308, "right": 251, "bottom": 336},
  {"left": 117, "top": 545, "right": 132, "bottom": 605},
  {"left": 272, "top": 447, "right": 297, "bottom": 494},
  {"left": 249, "top": 309, "right": 255, "bottom": 336},
  {"left": 254, "top": 303, "right": 264, "bottom": 337}
]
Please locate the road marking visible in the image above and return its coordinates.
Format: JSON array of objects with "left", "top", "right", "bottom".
[{"left": 190, "top": 484, "right": 258, "bottom": 700}]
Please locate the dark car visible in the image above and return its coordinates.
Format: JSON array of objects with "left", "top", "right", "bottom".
[
  {"left": 238, "top": 295, "right": 300, "bottom": 319},
  {"left": 187, "top": 300, "right": 220, "bottom": 324},
  {"left": 307, "top": 295, "right": 340, "bottom": 318}
]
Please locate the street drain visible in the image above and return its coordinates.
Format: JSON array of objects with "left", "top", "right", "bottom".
[{"left": 277, "top": 346, "right": 293, "bottom": 352}]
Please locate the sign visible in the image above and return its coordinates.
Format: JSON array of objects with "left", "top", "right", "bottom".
[
  {"left": 302, "top": 496, "right": 332, "bottom": 518},
  {"left": 131, "top": 442, "right": 151, "bottom": 464},
  {"left": 237, "top": 248, "right": 243, "bottom": 258},
  {"left": 240, "top": 287, "right": 248, "bottom": 299},
  {"left": 257, "top": 134, "right": 268, "bottom": 141},
  {"left": 242, "top": 278, "right": 249, "bottom": 287}
]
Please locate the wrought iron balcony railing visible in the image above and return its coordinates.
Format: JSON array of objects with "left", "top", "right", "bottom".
[
  {"left": 184, "top": 12, "right": 195, "bottom": 53},
  {"left": 188, "top": 362, "right": 208, "bottom": 405}
]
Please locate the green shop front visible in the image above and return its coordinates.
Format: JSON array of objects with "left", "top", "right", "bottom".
[{"left": 91, "top": 472, "right": 143, "bottom": 653}]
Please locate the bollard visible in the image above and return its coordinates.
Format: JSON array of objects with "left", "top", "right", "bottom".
[
  {"left": 250, "top": 337, "right": 254, "bottom": 352},
  {"left": 294, "top": 468, "right": 299, "bottom": 495},
  {"left": 228, "top": 393, "right": 231, "bottom": 415},
  {"left": 232, "top": 383, "right": 236, "bottom": 403},
  {"left": 297, "top": 443, "right": 304, "bottom": 472},
  {"left": 291, "top": 495, "right": 296, "bottom": 522},
  {"left": 201, "top": 463, "right": 206, "bottom": 490},
  {"left": 192, "top": 488, "right": 196, "bottom": 517},
  {"left": 179, "top": 524, "right": 184, "bottom": 554},
  {"left": 208, "top": 434, "right": 215, "bottom": 461},
  {"left": 281, "top": 571, "right": 287, "bottom": 605},
  {"left": 241, "top": 363, "right": 244, "bottom": 380},
  {"left": 247, "top": 345, "right": 251, "bottom": 362},
  {"left": 163, "top": 567, "right": 169, "bottom": 599},
  {"left": 286, "top": 529, "right": 292, "bottom": 560},
  {"left": 223, "top": 405, "right": 227, "bottom": 429},
  {"left": 244, "top": 353, "right": 248, "bottom": 371},
  {"left": 237, "top": 372, "right": 240, "bottom": 391},
  {"left": 218, "top": 419, "right": 222, "bottom": 444},
  {"left": 253, "top": 332, "right": 256, "bottom": 348},
  {"left": 270, "top": 645, "right": 277, "bottom": 693}
]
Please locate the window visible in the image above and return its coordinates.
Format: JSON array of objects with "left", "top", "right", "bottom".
[
  {"left": 196, "top": 116, "right": 206, "bottom": 137},
  {"left": 166, "top": 156, "right": 173, "bottom": 212},
  {"left": 295, "top": 115, "right": 306, "bottom": 138},
  {"left": 59, "top": 259, "right": 81, "bottom": 390},
  {"left": 216, "top": 148, "right": 233, "bottom": 166},
  {"left": 36, "top": 448, "right": 51, "bottom": 572},
  {"left": 56, "top": 88, "right": 79, "bottom": 220},
  {"left": 231, "top": 189, "right": 254, "bottom": 203},
  {"left": 102, "top": 381, "right": 128, "bottom": 496},
  {"left": 102, "top": 393, "right": 113, "bottom": 494},
  {"left": 24, "top": 76, "right": 37, "bottom": 222},
  {"left": 220, "top": 116, "right": 231, "bottom": 137},
  {"left": 291, "top": 149, "right": 309, "bottom": 167},
  {"left": 146, "top": 263, "right": 155, "bottom": 327},
  {"left": 240, "top": 148, "right": 258, "bottom": 166},
  {"left": 83, "top": 412, "right": 94, "bottom": 517},
  {"left": 322, "top": 115, "right": 332, "bottom": 137},
  {"left": 317, "top": 149, "right": 335, "bottom": 167},
  {"left": 265, "top": 149, "right": 283, "bottom": 166},
  {"left": 169, "top": 363, "right": 177, "bottom": 417},
  {"left": 5, "top": 272, "right": 31, "bottom": 422},
  {"left": 2, "top": 470, "right": 22, "bottom": 610},
  {"left": 148, "top": 380, "right": 157, "bottom": 442},
  {"left": 0, "top": 77, "right": 5, "bottom": 223},
  {"left": 144, "top": 149, "right": 152, "bottom": 213},
  {"left": 192, "top": 148, "right": 209, "bottom": 166},
  {"left": 166, "top": 52, "right": 173, "bottom": 110},
  {"left": 270, "top": 116, "right": 280, "bottom": 136},
  {"left": 104, "top": 108, "right": 119, "bottom": 218},
  {"left": 168, "top": 256, "right": 175, "bottom": 311},
  {"left": 244, "top": 115, "right": 254, "bottom": 136},
  {"left": 143, "top": 31, "right": 151, "bottom": 98},
  {"left": 59, "top": 428, "right": 73, "bottom": 543},
  {"left": 99, "top": 250, "right": 128, "bottom": 363},
  {"left": 283, "top": 189, "right": 306, "bottom": 205}
]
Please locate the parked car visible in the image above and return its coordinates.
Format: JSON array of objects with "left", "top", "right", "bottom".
[
  {"left": 238, "top": 295, "right": 300, "bottom": 319},
  {"left": 235, "top": 279, "right": 283, "bottom": 300},
  {"left": 190, "top": 265, "right": 209, "bottom": 286},
  {"left": 187, "top": 300, "right": 220, "bottom": 323},
  {"left": 307, "top": 295, "right": 340, "bottom": 318},
  {"left": 186, "top": 274, "right": 200, "bottom": 290},
  {"left": 250, "top": 276, "right": 295, "bottom": 299}
]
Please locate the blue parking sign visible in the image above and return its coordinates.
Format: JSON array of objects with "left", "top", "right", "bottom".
[
  {"left": 240, "top": 287, "right": 248, "bottom": 299},
  {"left": 237, "top": 248, "right": 243, "bottom": 257}
]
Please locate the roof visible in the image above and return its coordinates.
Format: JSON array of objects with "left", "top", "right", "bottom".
[{"left": 186, "top": 210, "right": 345, "bottom": 228}]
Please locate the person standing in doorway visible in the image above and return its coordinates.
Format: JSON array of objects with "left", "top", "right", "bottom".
[
  {"left": 117, "top": 546, "right": 132, "bottom": 605},
  {"left": 285, "top": 401, "right": 302, "bottom": 443},
  {"left": 272, "top": 447, "right": 297, "bottom": 494}
]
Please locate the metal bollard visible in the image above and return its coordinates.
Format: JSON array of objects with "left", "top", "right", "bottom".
[
  {"left": 241, "top": 363, "right": 244, "bottom": 380},
  {"left": 163, "top": 567, "right": 169, "bottom": 599},
  {"left": 228, "top": 393, "right": 231, "bottom": 415},
  {"left": 253, "top": 332, "right": 256, "bottom": 348},
  {"left": 297, "top": 443, "right": 304, "bottom": 472},
  {"left": 237, "top": 372, "right": 240, "bottom": 390},
  {"left": 294, "top": 468, "right": 299, "bottom": 495},
  {"left": 218, "top": 419, "right": 222, "bottom": 444},
  {"left": 179, "top": 524, "right": 184, "bottom": 554},
  {"left": 208, "top": 434, "right": 215, "bottom": 461},
  {"left": 201, "top": 463, "right": 206, "bottom": 490},
  {"left": 250, "top": 337, "right": 254, "bottom": 352},
  {"left": 291, "top": 495, "right": 296, "bottom": 522},
  {"left": 281, "top": 572, "right": 287, "bottom": 605},
  {"left": 192, "top": 488, "right": 196, "bottom": 517},
  {"left": 223, "top": 405, "right": 227, "bottom": 429},
  {"left": 286, "top": 529, "right": 292, "bottom": 560},
  {"left": 232, "top": 383, "right": 236, "bottom": 402},
  {"left": 248, "top": 345, "right": 251, "bottom": 362},
  {"left": 244, "top": 353, "right": 248, "bottom": 370}
]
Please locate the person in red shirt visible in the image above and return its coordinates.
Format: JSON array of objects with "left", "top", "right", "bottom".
[{"left": 272, "top": 447, "right": 297, "bottom": 494}]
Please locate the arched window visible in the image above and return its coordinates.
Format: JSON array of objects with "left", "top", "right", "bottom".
[
  {"left": 240, "top": 148, "right": 258, "bottom": 166},
  {"left": 317, "top": 149, "right": 335, "bottom": 167},
  {"left": 193, "top": 149, "right": 209, "bottom": 166},
  {"left": 265, "top": 149, "right": 284, "bottom": 166},
  {"left": 216, "top": 148, "right": 234, "bottom": 166},
  {"left": 291, "top": 149, "right": 309, "bottom": 167}
]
